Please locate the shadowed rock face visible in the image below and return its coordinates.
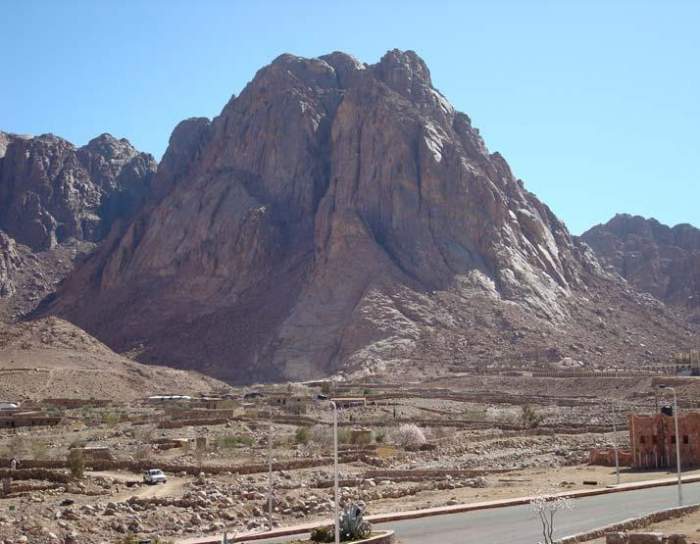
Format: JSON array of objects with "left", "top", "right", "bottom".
[
  {"left": 582, "top": 214, "right": 700, "bottom": 316},
  {"left": 0, "top": 231, "right": 20, "bottom": 298},
  {"left": 0, "top": 132, "right": 156, "bottom": 251},
  {"left": 0, "top": 131, "right": 156, "bottom": 318},
  {"left": 45, "top": 50, "right": 696, "bottom": 382}
]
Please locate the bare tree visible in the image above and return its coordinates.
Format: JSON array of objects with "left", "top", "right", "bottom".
[
  {"left": 394, "top": 424, "right": 426, "bottom": 448},
  {"left": 530, "top": 490, "right": 573, "bottom": 544}
]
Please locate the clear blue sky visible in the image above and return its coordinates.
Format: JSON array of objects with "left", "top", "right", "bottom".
[{"left": 2, "top": 0, "right": 698, "bottom": 234}]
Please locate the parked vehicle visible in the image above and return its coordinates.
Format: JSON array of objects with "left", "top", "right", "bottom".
[{"left": 143, "top": 468, "right": 167, "bottom": 485}]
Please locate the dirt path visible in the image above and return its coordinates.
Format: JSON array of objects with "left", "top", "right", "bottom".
[
  {"left": 131, "top": 477, "right": 188, "bottom": 499},
  {"left": 87, "top": 470, "right": 191, "bottom": 500}
]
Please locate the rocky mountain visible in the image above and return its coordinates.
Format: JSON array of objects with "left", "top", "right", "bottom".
[
  {"left": 0, "top": 131, "right": 157, "bottom": 318},
  {"left": 43, "top": 50, "right": 696, "bottom": 383},
  {"left": 582, "top": 214, "right": 700, "bottom": 322}
]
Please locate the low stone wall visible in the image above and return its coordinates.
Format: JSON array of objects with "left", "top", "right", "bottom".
[
  {"left": 0, "top": 455, "right": 363, "bottom": 476},
  {"left": 42, "top": 398, "right": 111, "bottom": 408},
  {"left": 159, "top": 417, "right": 229, "bottom": 429},
  {"left": 363, "top": 468, "right": 499, "bottom": 480},
  {"left": 589, "top": 448, "right": 633, "bottom": 467},
  {"left": 0, "top": 468, "right": 71, "bottom": 483},
  {"left": 558, "top": 504, "right": 700, "bottom": 543}
]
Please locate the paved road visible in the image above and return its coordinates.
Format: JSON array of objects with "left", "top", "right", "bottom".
[{"left": 257, "top": 483, "right": 698, "bottom": 544}]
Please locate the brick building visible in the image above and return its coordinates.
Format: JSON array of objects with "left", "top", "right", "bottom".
[{"left": 629, "top": 411, "right": 700, "bottom": 469}]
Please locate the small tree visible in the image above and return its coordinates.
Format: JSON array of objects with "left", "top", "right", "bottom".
[
  {"left": 295, "top": 426, "right": 310, "bottom": 445},
  {"left": 394, "top": 424, "right": 426, "bottom": 449},
  {"left": 521, "top": 404, "right": 542, "bottom": 429},
  {"left": 67, "top": 449, "right": 85, "bottom": 479},
  {"left": 530, "top": 490, "right": 573, "bottom": 544}
]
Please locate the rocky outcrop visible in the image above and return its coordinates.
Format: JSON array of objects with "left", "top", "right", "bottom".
[
  {"left": 46, "top": 50, "right": 695, "bottom": 382},
  {"left": 0, "top": 131, "right": 156, "bottom": 251},
  {"left": 0, "top": 231, "right": 20, "bottom": 298},
  {"left": 582, "top": 214, "right": 700, "bottom": 318},
  {"left": 0, "top": 131, "right": 157, "bottom": 319}
]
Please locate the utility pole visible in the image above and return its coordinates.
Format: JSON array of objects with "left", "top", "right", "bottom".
[
  {"left": 660, "top": 385, "right": 683, "bottom": 506},
  {"left": 332, "top": 400, "right": 339, "bottom": 544},
  {"left": 611, "top": 401, "right": 620, "bottom": 485},
  {"left": 268, "top": 416, "right": 273, "bottom": 530},
  {"left": 315, "top": 395, "right": 340, "bottom": 544}
]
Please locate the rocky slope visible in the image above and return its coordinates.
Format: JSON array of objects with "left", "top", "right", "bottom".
[
  {"left": 45, "top": 50, "right": 696, "bottom": 382},
  {"left": 582, "top": 214, "right": 700, "bottom": 322},
  {"left": 0, "top": 131, "right": 157, "bottom": 319},
  {"left": 0, "top": 317, "right": 227, "bottom": 401}
]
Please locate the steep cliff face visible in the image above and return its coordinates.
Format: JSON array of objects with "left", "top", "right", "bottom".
[
  {"left": 0, "top": 231, "right": 20, "bottom": 298},
  {"left": 0, "top": 131, "right": 157, "bottom": 319},
  {"left": 47, "top": 51, "right": 695, "bottom": 382},
  {"left": 582, "top": 214, "right": 700, "bottom": 319},
  {"left": 0, "top": 132, "right": 156, "bottom": 251}
]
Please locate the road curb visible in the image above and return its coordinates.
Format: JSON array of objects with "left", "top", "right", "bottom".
[
  {"left": 176, "top": 474, "right": 700, "bottom": 543},
  {"left": 558, "top": 503, "right": 700, "bottom": 543}
]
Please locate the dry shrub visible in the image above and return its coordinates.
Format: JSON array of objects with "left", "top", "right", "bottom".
[{"left": 394, "top": 424, "right": 426, "bottom": 448}]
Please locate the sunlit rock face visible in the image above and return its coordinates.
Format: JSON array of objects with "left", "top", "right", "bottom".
[{"left": 44, "top": 50, "right": 695, "bottom": 382}]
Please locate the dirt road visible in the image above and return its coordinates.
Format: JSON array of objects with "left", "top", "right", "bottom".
[{"left": 87, "top": 470, "right": 190, "bottom": 500}]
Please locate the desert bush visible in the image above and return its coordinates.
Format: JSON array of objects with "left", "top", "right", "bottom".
[
  {"left": 394, "top": 423, "right": 426, "bottom": 448},
  {"left": 520, "top": 404, "right": 543, "bottom": 429},
  {"left": 30, "top": 440, "right": 49, "bottom": 461},
  {"left": 350, "top": 431, "right": 372, "bottom": 446},
  {"left": 101, "top": 411, "right": 121, "bottom": 427},
  {"left": 295, "top": 426, "right": 310, "bottom": 445},
  {"left": 217, "top": 435, "right": 254, "bottom": 449},
  {"left": 337, "top": 428, "right": 352, "bottom": 445},
  {"left": 462, "top": 407, "right": 488, "bottom": 421},
  {"left": 67, "top": 449, "right": 84, "bottom": 479},
  {"left": 374, "top": 430, "right": 385, "bottom": 443},
  {"left": 310, "top": 525, "right": 334, "bottom": 543}
]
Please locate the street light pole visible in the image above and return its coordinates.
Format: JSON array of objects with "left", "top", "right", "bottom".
[
  {"left": 671, "top": 387, "right": 683, "bottom": 506},
  {"left": 660, "top": 385, "right": 683, "bottom": 506},
  {"left": 268, "top": 417, "right": 273, "bottom": 531},
  {"left": 331, "top": 400, "right": 339, "bottom": 544},
  {"left": 315, "top": 395, "right": 340, "bottom": 544},
  {"left": 611, "top": 401, "right": 620, "bottom": 485}
]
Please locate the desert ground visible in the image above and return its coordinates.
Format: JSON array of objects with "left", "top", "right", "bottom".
[{"left": 3, "top": 369, "right": 700, "bottom": 544}]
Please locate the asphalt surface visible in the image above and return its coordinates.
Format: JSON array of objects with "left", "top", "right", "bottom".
[{"left": 256, "top": 482, "right": 699, "bottom": 544}]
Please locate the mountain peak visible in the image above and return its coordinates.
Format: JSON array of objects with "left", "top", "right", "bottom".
[
  {"left": 44, "top": 51, "right": 694, "bottom": 383},
  {"left": 375, "top": 48, "right": 432, "bottom": 88}
]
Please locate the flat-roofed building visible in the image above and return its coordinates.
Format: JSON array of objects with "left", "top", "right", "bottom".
[{"left": 629, "top": 410, "right": 700, "bottom": 468}]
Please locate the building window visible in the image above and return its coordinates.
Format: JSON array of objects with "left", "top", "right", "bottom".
[
  {"left": 640, "top": 436, "right": 646, "bottom": 444},
  {"left": 684, "top": 435, "right": 689, "bottom": 444},
  {"left": 671, "top": 435, "right": 676, "bottom": 444},
  {"left": 652, "top": 436, "right": 658, "bottom": 444}
]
